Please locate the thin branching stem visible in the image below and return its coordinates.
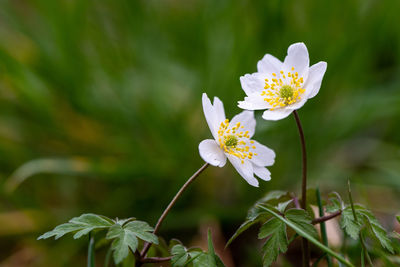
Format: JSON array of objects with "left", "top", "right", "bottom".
[
  {"left": 293, "top": 110, "right": 310, "bottom": 267},
  {"left": 139, "top": 163, "right": 209, "bottom": 262},
  {"left": 312, "top": 210, "right": 342, "bottom": 225},
  {"left": 141, "top": 256, "right": 173, "bottom": 263}
]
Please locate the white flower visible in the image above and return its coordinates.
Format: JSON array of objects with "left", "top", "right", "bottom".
[
  {"left": 238, "top": 42, "right": 327, "bottom": 120},
  {"left": 199, "top": 93, "right": 275, "bottom": 187}
]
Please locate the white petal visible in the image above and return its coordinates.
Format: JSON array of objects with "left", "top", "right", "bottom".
[
  {"left": 249, "top": 140, "right": 275, "bottom": 167},
  {"left": 253, "top": 165, "right": 271, "bottom": 181},
  {"left": 202, "top": 93, "right": 218, "bottom": 139},
  {"left": 240, "top": 73, "right": 265, "bottom": 95},
  {"left": 227, "top": 154, "right": 259, "bottom": 187},
  {"left": 199, "top": 139, "right": 227, "bottom": 167},
  {"left": 202, "top": 93, "right": 226, "bottom": 140},
  {"left": 212, "top": 96, "right": 226, "bottom": 126},
  {"left": 257, "top": 54, "right": 283, "bottom": 74},
  {"left": 286, "top": 97, "right": 308, "bottom": 110},
  {"left": 262, "top": 108, "right": 293, "bottom": 121},
  {"left": 238, "top": 94, "right": 271, "bottom": 110},
  {"left": 283, "top": 42, "right": 309, "bottom": 81},
  {"left": 304, "top": 61, "right": 327, "bottom": 99},
  {"left": 230, "top": 110, "right": 256, "bottom": 138}
]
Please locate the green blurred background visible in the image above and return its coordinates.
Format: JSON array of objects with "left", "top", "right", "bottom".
[{"left": 0, "top": 0, "right": 400, "bottom": 266}]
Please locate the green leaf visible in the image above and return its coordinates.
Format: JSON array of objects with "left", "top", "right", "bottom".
[
  {"left": 258, "top": 217, "right": 287, "bottom": 267},
  {"left": 227, "top": 192, "right": 289, "bottom": 247},
  {"left": 207, "top": 229, "right": 225, "bottom": 267},
  {"left": 285, "top": 209, "right": 319, "bottom": 239},
  {"left": 207, "top": 229, "right": 217, "bottom": 267},
  {"left": 326, "top": 192, "right": 344, "bottom": 213},
  {"left": 257, "top": 205, "right": 355, "bottom": 267},
  {"left": 226, "top": 219, "right": 258, "bottom": 247},
  {"left": 124, "top": 221, "right": 158, "bottom": 244},
  {"left": 192, "top": 252, "right": 210, "bottom": 267},
  {"left": 355, "top": 206, "right": 394, "bottom": 253},
  {"left": 107, "top": 224, "right": 138, "bottom": 264},
  {"left": 340, "top": 207, "right": 361, "bottom": 240},
  {"left": 171, "top": 244, "right": 189, "bottom": 267},
  {"left": 276, "top": 199, "right": 293, "bottom": 213},
  {"left": 38, "top": 213, "right": 113, "bottom": 240},
  {"left": 106, "top": 220, "right": 158, "bottom": 264}
]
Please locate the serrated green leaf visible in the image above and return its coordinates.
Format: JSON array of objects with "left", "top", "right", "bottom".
[
  {"left": 355, "top": 206, "right": 394, "bottom": 253},
  {"left": 285, "top": 209, "right": 319, "bottom": 239},
  {"left": 396, "top": 215, "right": 400, "bottom": 224},
  {"left": 258, "top": 217, "right": 287, "bottom": 267},
  {"left": 124, "top": 221, "right": 158, "bottom": 244},
  {"left": 106, "top": 220, "right": 158, "bottom": 264},
  {"left": 38, "top": 213, "right": 113, "bottom": 240},
  {"left": 340, "top": 207, "right": 361, "bottom": 240},
  {"left": 107, "top": 224, "right": 138, "bottom": 264},
  {"left": 257, "top": 205, "right": 354, "bottom": 267}
]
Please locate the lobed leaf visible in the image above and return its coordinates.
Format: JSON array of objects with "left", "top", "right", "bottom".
[
  {"left": 171, "top": 244, "right": 189, "bottom": 267},
  {"left": 355, "top": 205, "right": 394, "bottom": 253},
  {"left": 38, "top": 213, "right": 113, "bottom": 240},
  {"left": 340, "top": 207, "right": 361, "bottom": 240},
  {"left": 106, "top": 220, "right": 158, "bottom": 264},
  {"left": 259, "top": 217, "right": 288, "bottom": 267},
  {"left": 257, "top": 204, "right": 354, "bottom": 267}
]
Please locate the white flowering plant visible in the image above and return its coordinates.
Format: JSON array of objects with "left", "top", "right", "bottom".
[{"left": 38, "top": 43, "right": 399, "bottom": 267}]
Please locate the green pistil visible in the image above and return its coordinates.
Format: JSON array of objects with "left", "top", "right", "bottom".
[
  {"left": 279, "top": 85, "right": 294, "bottom": 100},
  {"left": 225, "top": 135, "right": 238, "bottom": 147}
]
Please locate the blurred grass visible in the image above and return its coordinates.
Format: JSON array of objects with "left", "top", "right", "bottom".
[{"left": 0, "top": 0, "right": 400, "bottom": 266}]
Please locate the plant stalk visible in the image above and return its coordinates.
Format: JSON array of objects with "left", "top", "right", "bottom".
[
  {"left": 293, "top": 110, "right": 310, "bottom": 267},
  {"left": 139, "top": 163, "right": 209, "bottom": 261}
]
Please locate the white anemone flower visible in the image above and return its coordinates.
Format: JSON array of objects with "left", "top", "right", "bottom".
[
  {"left": 238, "top": 42, "right": 327, "bottom": 120},
  {"left": 199, "top": 93, "right": 275, "bottom": 187}
]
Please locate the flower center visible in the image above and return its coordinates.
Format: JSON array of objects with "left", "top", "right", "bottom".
[
  {"left": 279, "top": 85, "right": 294, "bottom": 101},
  {"left": 261, "top": 67, "right": 305, "bottom": 110},
  {"left": 217, "top": 119, "right": 258, "bottom": 164},
  {"left": 224, "top": 135, "right": 238, "bottom": 147}
]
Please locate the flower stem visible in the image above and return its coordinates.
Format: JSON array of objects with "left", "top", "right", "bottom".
[
  {"left": 293, "top": 110, "right": 310, "bottom": 267},
  {"left": 139, "top": 163, "right": 209, "bottom": 260}
]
